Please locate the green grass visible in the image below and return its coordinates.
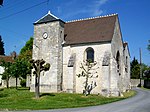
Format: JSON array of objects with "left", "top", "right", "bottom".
[
  {"left": 141, "top": 86, "right": 150, "bottom": 90},
  {"left": 0, "top": 88, "right": 136, "bottom": 110}
]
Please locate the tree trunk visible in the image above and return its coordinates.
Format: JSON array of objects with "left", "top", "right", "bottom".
[
  {"left": 35, "top": 74, "right": 40, "bottom": 99},
  {"left": 16, "top": 77, "right": 18, "bottom": 89},
  {"left": 6, "top": 77, "right": 9, "bottom": 88}
]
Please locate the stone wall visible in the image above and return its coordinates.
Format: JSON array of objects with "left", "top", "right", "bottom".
[
  {"left": 63, "top": 43, "right": 111, "bottom": 95},
  {"left": 131, "top": 79, "right": 144, "bottom": 87},
  {"left": 31, "top": 20, "right": 64, "bottom": 93},
  {"left": 110, "top": 16, "right": 130, "bottom": 96},
  {"left": 1, "top": 77, "right": 21, "bottom": 88}
]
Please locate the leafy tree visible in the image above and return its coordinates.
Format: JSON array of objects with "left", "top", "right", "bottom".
[
  {"left": 77, "top": 60, "right": 98, "bottom": 96},
  {"left": 20, "top": 37, "right": 33, "bottom": 58},
  {"left": 0, "top": 0, "right": 3, "bottom": 6},
  {"left": 10, "top": 58, "right": 31, "bottom": 89},
  {"left": 130, "top": 57, "right": 140, "bottom": 79},
  {"left": 30, "top": 59, "right": 50, "bottom": 99},
  {"left": 148, "top": 40, "right": 150, "bottom": 52},
  {"left": 17, "top": 37, "right": 33, "bottom": 85},
  {"left": 144, "top": 69, "right": 150, "bottom": 80},
  {"left": 0, "top": 60, "right": 12, "bottom": 88},
  {"left": 0, "top": 35, "right": 5, "bottom": 55}
]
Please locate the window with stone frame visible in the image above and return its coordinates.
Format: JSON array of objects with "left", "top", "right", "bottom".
[{"left": 85, "top": 47, "right": 94, "bottom": 63}]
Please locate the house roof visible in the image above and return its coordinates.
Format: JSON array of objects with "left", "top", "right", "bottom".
[
  {"left": 64, "top": 14, "right": 118, "bottom": 45},
  {"left": 0, "top": 55, "right": 14, "bottom": 63},
  {"left": 34, "top": 11, "right": 64, "bottom": 25}
]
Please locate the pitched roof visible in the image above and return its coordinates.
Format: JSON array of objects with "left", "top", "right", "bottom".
[
  {"left": 34, "top": 11, "right": 63, "bottom": 25},
  {"left": 0, "top": 55, "right": 14, "bottom": 63},
  {"left": 64, "top": 14, "right": 117, "bottom": 45}
]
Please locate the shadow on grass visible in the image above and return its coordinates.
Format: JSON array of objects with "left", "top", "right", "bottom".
[
  {"left": 17, "top": 87, "right": 30, "bottom": 90},
  {"left": 0, "top": 88, "right": 4, "bottom": 91},
  {"left": 40, "top": 93, "right": 55, "bottom": 97},
  {"left": 0, "top": 93, "right": 8, "bottom": 98}
]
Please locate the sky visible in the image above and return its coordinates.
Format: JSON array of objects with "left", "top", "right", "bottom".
[{"left": 0, "top": 0, "right": 149, "bottom": 65}]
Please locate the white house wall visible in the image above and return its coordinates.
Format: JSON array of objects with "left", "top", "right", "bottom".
[
  {"left": 63, "top": 43, "right": 111, "bottom": 95},
  {"left": 110, "top": 16, "right": 130, "bottom": 96},
  {"left": 0, "top": 66, "right": 4, "bottom": 85}
]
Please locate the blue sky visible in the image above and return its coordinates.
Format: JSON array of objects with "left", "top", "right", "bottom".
[{"left": 0, "top": 0, "right": 149, "bottom": 65}]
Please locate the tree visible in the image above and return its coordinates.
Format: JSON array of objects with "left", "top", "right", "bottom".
[
  {"left": 77, "top": 60, "right": 98, "bottom": 96},
  {"left": 20, "top": 37, "right": 33, "bottom": 58},
  {"left": 18, "top": 37, "right": 33, "bottom": 85},
  {"left": 0, "top": 60, "right": 12, "bottom": 88},
  {"left": 144, "top": 69, "right": 150, "bottom": 80},
  {"left": 148, "top": 40, "right": 150, "bottom": 52},
  {"left": 30, "top": 59, "right": 50, "bottom": 99},
  {"left": 0, "top": 35, "right": 5, "bottom": 55},
  {"left": 0, "top": 0, "right": 3, "bottom": 6},
  {"left": 130, "top": 57, "right": 140, "bottom": 79},
  {"left": 9, "top": 58, "right": 31, "bottom": 89}
]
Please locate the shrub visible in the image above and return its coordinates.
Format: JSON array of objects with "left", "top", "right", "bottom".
[{"left": 20, "top": 79, "right": 26, "bottom": 87}]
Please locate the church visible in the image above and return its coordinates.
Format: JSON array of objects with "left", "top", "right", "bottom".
[{"left": 30, "top": 11, "right": 130, "bottom": 96}]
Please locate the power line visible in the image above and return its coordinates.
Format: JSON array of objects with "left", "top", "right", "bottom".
[
  {"left": 0, "top": 0, "right": 48, "bottom": 20},
  {"left": 0, "top": 25, "right": 30, "bottom": 38},
  {"left": 0, "top": 0, "right": 27, "bottom": 13}
]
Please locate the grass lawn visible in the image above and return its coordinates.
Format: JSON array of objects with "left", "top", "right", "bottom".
[
  {"left": 141, "top": 86, "right": 150, "bottom": 90},
  {"left": 0, "top": 87, "right": 136, "bottom": 110}
]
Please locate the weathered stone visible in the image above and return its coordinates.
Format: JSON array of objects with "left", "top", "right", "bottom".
[{"left": 30, "top": 12, "right": 131, "bottom": 97}]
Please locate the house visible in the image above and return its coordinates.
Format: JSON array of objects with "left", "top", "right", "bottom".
[
  {"left": 0, "top": 55, "right": 14, "bottom": 86},
  {"left": 0, "top": 53, "right": 20, "bottom": 87},
  {"left": 30, "top": 11, "right": 130, "bottom": 96}
]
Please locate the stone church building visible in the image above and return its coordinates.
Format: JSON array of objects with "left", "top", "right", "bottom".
[{"left": 30, "top": 11, "right": 130, "bottom": 96}]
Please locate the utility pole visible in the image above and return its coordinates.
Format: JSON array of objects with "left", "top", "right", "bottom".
[{"left": 139, "top": 48, "right": 142, "bottom": 87}]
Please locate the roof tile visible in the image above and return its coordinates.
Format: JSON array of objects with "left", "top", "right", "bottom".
[{"left": 64, "top": 14, "right": 117, "bottom": 45}]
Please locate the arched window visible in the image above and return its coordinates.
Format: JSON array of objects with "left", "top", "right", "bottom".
[{"left": 85, "top": 47, "right": 94, "bottom": 63}]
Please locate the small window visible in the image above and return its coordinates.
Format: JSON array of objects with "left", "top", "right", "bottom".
[
  {"left": 85, "top": 47, "right": 94, "bottom": 63},
  {"left": 116, "top": 51, "right": 121, "bottom": 75},
  {"left": 125, "top": 56, "right": 128, "bottom": 72}
]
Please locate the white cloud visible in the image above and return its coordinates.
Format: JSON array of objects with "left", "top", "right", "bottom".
[
  {"left": 90, "top": 0, "right": 109, "bottom": 16},
  {"left": 92, "top": 9, "right": 103, "bottom": 16},
  {"left": 60, "top": 0, "right": 109, "bottom": 20},
  {"left": 96, "top": 0, "right": 108, "bottom": 6}
]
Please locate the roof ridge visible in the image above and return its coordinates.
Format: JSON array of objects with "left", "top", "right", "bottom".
[
  {"left": 34, "top": 11, "right": 59, "bottom": 24},
  {"left": 66, "top": 13, "right": 118, "bottom": 23}
]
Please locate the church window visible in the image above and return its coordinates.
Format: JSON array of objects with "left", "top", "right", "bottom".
[
  {"left": 116, "top": 51, "right": 121, "bottom": 75},
  {"left": 85, "top": 47, "right": 94, "bottom": 63},
  {"left": 125, "top": 56, "right": 128, "bottom": 72}
]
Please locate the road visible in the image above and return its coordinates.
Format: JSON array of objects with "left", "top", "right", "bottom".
[{"left": 1, "top": 88, "right": 150, "bottom": 112}]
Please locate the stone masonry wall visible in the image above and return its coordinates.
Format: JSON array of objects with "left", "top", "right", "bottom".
[
  {"left": 63, "top": 43, "right": 111, "bottom": 95},
  {"left": 31, "top": 21, "right": 64, "bottom": 93},
  {"left": 110, "top": 16, "right": 130, "bottom": 96}
]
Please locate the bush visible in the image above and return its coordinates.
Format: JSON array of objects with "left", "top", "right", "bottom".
[{"left": 20, "top": 79, "right": 26, "bottom": 87}]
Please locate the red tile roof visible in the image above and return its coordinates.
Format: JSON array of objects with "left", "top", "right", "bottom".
[
  {"left": 64, "top": 14, "right": 117, "bottom": 45},
  {"left": 0, "top": 55, "right": 14, "bottom": 63}
]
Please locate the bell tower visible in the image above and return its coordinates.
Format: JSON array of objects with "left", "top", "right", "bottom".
[{"left": 30, "top": 11, "right": 65, "bottom": 92}]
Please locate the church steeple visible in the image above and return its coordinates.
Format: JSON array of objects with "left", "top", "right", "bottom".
[{"left": 34, "top": 11, "right": 63, "bottom": 25}]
